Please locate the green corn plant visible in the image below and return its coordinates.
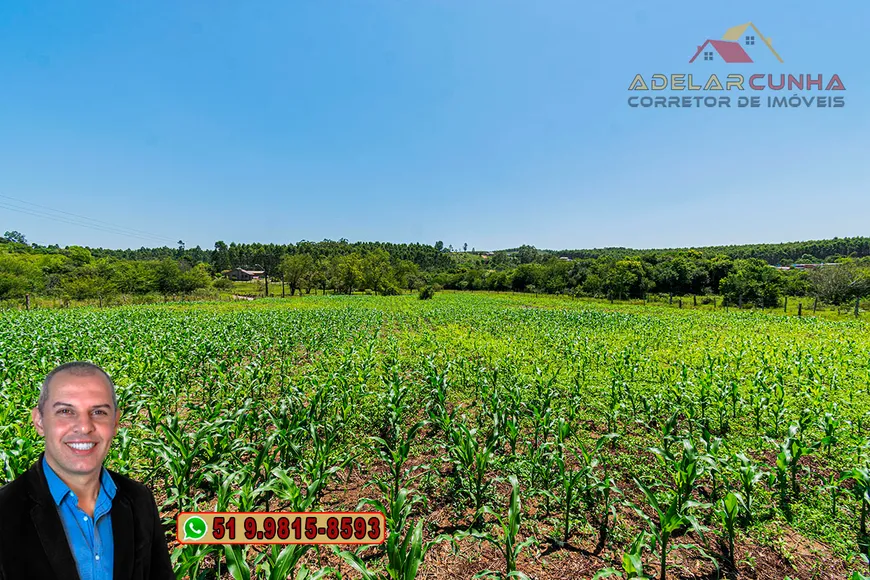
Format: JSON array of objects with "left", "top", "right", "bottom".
[
  {"left": 602, "top": 391, "right": 622, "bottom": 447},
  {"left": 297, "top": 419, "right": 351, "bottom": 496},
  {"left": 818, "top": 405, "right": 841, "bottom": 456},
  {"left": 170, "top": 544, "right": 213, "bottom": 580},
  {"left": 446, "top": 420, "right": 498, "bottom": 527},
  {"left": 820, "top": 472, "right": 842, "bottom": 520},
  {"left": 425, "top": 362, "right": 455, "bottom": 437},
  {"left": 237, "top": 432, "right": 280, "bottom": 510},
  {"left": 771, "top": 446, "right": 790, "bottom": 516},
  {"left": 525, "top": 397, "right": 556, "bottom": 456},
  {"left": 369, "top": 372, "right": 428, "bottom": 501},
  {"left": 503, "top": 414, "right": 520, "bottom": 457},
  {"left": 337, "top": 487, "right": 450, "bottom": 580},
  {"left": 524, "top": 436, "right": 558, "bottom": 517},
  {"left": 590, "top": 474, "right": 622, "bottom": 547},
  {"left": 840, "top": 467, "right": 870, "bottom": 557},
  {"left": 732, "top": 453, "right": 766, "bottom": 524},
  {"left": 253, "top": 467, "right": 335, "bottom": 580},
  {"left": 142, "top": 414, "right": 211, "bottom": 512},
  {"left": 216, "top": 471, "right": 260, "bottom": 580},
  {"left": 713, "top": 492, "right": 740, "bottom": 570},
  {"left": 649, "top": 438, "right": 702, "bottom": 510},
  {"left": 549, "top": 433, "right": 585, "bottom": 545},
  {"left": 773, "top": 423, "right": 819, "bottom": 501},
  {"left": 767, "top": 374, "right": 787, "bottom": 438},
  {"left": 655, "top": 412, "right": 679, "bottom": 459},
  {"left": 591, "top": 531, "right": 653, "bottom": 579},
  {"left": 456, "top": 475, "right": 537, "bottom": 580},
  {"left": 630, "top": 477, "right": 713, "bottom": 580},
  {"left": 369, "top": 418, "right": 428, "bottom": 503},
  {"left": 575, "top": 433, "right": 620, "bottom": 539},
  {"left": 0, "top": 437, "right": 41, "bottom": 484},
  {"left": 700, "top": 428, "right": 725, "bottom": 504}
]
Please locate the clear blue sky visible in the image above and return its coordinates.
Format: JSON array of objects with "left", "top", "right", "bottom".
[{"left": 1, "top": 1, "right": 867, "bottom": 252}]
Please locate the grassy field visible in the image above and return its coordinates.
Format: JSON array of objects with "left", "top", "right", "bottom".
[{"left": 2, "top": 292, "right": 869, "bottom": 579}]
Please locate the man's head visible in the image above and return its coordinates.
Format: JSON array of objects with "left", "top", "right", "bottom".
[{"left": 32, "top": 362, "right": 120, "bottom": 482}]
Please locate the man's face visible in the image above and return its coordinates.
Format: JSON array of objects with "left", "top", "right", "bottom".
[{"left": 31, "top": 371, "right": 119, "bottom": 482}]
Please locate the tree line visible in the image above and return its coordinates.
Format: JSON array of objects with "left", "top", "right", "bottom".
[
  {"left": 2, "top": 231, "right": 870, "bottom": 308},
  {"left": 433, "top": 252, "right": 870, "bottom": 309},
  {"left": 527, "top": 236, "right": 870, "bottom": 265}
]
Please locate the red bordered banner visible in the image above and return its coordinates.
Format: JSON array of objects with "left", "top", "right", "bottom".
[{"left": 177, "top": 512, "right": 387, "bottom": 545}]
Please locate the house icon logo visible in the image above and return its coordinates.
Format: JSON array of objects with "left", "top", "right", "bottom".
[{"left": 689, "top": 22, "right": 784, "bottom": 64}]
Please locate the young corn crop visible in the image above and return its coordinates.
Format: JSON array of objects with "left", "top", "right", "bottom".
[{"left": 2, "top": 293, "right": 870, "bottom": 578}]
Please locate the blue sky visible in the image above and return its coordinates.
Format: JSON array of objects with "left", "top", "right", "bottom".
[{"left": 1, "top": 1, "right": 867, "bottom": 252}]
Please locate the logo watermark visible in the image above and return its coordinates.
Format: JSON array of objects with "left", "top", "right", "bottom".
[
  {"left": 628, "top": 22, "right": 845, "bottom": 109},
  {"left": 183, "top": 515, "right": 208, "bottom": 541}
]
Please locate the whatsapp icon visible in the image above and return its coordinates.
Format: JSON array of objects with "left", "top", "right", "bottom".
[{"left": 183, "top": 516, "right": 208, "bottom": 541}]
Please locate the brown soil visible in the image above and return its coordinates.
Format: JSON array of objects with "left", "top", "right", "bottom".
[{"left": 159, "top": 453, "right": 866, "bottom": 580}]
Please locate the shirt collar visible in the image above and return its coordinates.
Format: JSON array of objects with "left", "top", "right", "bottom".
[{"left": 42, "top": 455, "right": 117, "bottom": 506}]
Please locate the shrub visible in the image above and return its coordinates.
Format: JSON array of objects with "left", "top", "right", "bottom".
[
  {"left": 213, "top": 277, "right": 234, "bottom": 290},
  {"left": 419, "top": 285, "right": 437, "bottom": 300}
]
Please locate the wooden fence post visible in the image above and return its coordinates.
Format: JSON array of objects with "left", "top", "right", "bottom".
[
  {"left": 798, "top": 303, "right": 802, "bottom": 317},
  {"left": 25, "top": 293, "right": 30, "bottom": 310},
  {"left": 679, "top": 298, "right": 682, "bottom": 309},
  {"left": 855, "top": 297, "right": 860, "bottom": 317},
  {"left": 813, "top": 298, "right": 818, "bottom": 313},
  {"left": 693, "top": 295, "right": 697, "bottom": 307},
  {"left": 784, "top": 296, "right": 788, "bottom": 313}
]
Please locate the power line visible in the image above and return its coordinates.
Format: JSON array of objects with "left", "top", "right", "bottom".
[
  {"left": 0, "top": 194, "right": 178, "bottom": 245},
  {"left": 0, "top": 193, "right": 178, "bottom": 243},
  {"left": 0, "top": 201, "right": 176, "bottom": 245}
]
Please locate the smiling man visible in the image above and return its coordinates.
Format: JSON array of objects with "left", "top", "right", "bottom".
[{"left": 0, "top": 361, "right": 174, "bottom": 580}]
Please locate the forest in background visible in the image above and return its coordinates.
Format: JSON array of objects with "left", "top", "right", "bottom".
[{"left": 2, "top": 230, "right": 870, "bottom": 309}]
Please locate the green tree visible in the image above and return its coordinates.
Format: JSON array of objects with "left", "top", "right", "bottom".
[
  {"left": 178, "top": 263, "right": 212, "bottom": 294},
  {"left": 511, "top": 263, "right": 544, "bottom": 292},
  {"left": 362, "top": 248, "right": 397, "bottom": 295},
  {"left": 334, "top": 252, "right": 363, "bottom": 294},
  {"left": 111, "top": 260, "right": 158, "bottom": 294},
  {"left": 154, "top": 258, "right": 183, "bottom": 297},
  {"left": 3, "top": 231, "right": 27, "bottom": 245},
  {"left": 280, "top": 253, "right": 315, "bottom": 296},
  {"left": 59, "top": 260, "right": 117, "bottom": 301},
  {"left": 394, "top": 259, "right": 421, "bottom": 293},
  {"left": 516, "top": 244, "right": 539, "bottom": 264},
  {"left": 0, "top": 252, "right": 44, "bottom": 298},
  {"left": 808, "top": 262, "right": 870, "bottom": 308},
  {"left": 719, "top": 258, "right": 783, "bottom": 308},
  {"left": 65, "top": 246, "right": 94, "bottom": 266},
  {"left": 213, "top": 241, "right": 231, "bottom": 272}
]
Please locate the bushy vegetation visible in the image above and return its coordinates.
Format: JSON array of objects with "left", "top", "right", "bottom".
[{"left": 3, "top": 235, "right": 870, "bottom": 309}]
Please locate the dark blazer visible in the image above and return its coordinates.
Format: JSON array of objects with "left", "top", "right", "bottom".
[{"left": 0, "top": 454, "right": 175, "bottom": 580}]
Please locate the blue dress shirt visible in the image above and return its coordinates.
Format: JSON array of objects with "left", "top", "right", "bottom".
[{"left": 42, "top": 456, "right": 116, "bottom": 580}]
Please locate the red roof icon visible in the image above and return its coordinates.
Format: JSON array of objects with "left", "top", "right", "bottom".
[{"left": 689, "top": 39, "right": 753, "bottom": 63}]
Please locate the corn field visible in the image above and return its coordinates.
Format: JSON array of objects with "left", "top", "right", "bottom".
[{"left": 2, "top": 292, "right": 869, "bottom": 580}]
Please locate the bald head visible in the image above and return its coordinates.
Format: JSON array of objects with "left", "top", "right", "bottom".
[{"left": 37, "top": 362, "right": 118, "bottom": 415}]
